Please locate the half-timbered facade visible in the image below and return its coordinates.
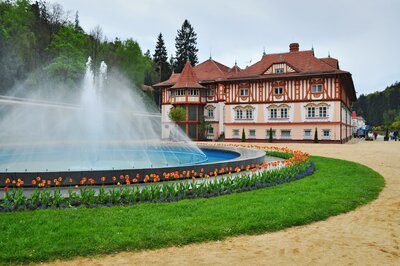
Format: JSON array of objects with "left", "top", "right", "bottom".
[{"left": 154, "top": 43, "right": 356, "bottom": 143}]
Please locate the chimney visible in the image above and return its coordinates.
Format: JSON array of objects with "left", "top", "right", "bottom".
[{"left": 289, "top": 43, "right": 299, "bottom": 52}]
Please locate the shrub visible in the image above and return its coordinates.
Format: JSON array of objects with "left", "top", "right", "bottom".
[
  {"left": 314, "top": 127, "right": 319, "bottom": 143},
  {"left": 268, "top": 127, "right": 273, "bottom": 143},
  {"left": 241, "top": 128, "right": 246, "bottom": 142}
]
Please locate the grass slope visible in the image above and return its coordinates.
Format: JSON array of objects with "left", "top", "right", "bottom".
[{"left": 0, "top": 156, "right": 384, "bottom": 264}]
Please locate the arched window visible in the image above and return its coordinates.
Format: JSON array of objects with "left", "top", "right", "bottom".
[
  {"left": 234, "top": 105, "right": 254, "bottom": 120},
  {"left": 267, "top": 104, "right": 290, "bottom": 119}
]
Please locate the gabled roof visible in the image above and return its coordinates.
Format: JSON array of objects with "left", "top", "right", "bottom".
[
  {"left": 171, "top": 61, "right": 205, "bottom": 89},
  {"left": 153, "top": 59, "right": 230, "bottom": 87},
  {"left": 228, "top": 49, "right": 347, "bottom": 80},
  {"left": 193, "top": 59, "right": 230, "bottom": 81},
  {"left": 225, "top": 63, "right": 242, "bottom": 78}
]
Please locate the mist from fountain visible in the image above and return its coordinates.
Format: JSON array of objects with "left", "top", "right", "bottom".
[{"left": 0, "top": 57, "right": 206, "bottom": 172}]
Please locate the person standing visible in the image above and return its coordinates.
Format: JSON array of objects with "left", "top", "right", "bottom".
[{"left": 394, "top": 130, "right": 399, "bottom": 141}]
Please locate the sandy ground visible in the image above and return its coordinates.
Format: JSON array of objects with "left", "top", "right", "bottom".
[{"left": 43, "top": 140, "right": 400, "bottom": 266}]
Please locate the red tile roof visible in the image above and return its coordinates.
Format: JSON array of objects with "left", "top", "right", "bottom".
[
  {"left": 153, "top": 73, "right": 180, "bottom": 87},
  {"left": 228, "top": 50, "right": 347, "bottom": 79},
  {"left": 320, "top": 57, "right": 339, "bottom": 69},
  {"left": 153, "top": 44, "right": 351, "bottom": 89},
  {"left": 193, "top": 59, "right": 230, "bottom": 81},
  {"left": 171, "top": 61, "right": 205, "bottom": 89},
  {"left": 225, "top": 63, "right": 242, "bottom": 78}
]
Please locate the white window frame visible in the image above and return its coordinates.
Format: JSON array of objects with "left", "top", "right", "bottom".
[
  {"left": 206, "top": 89, "right": 214, "bottom": 96},
  {"left": 245, "top": 109, "right": 253, "bottom": 119},
  {"left": 175, "top": 89, "right": 185, "bottom": 96},
  {"left": 275, "top": 68, "right": 284, "bottom": 74},
  {"left": 232, "top": 129, "right": 240, "bottom": 138},
  {"left": 319, "top": 106, "right": 327, "bottom": 118},
  {"left": 307, "top": 107, "right": 316, "bottom": 118},
  {"left": 188, "top": 89, "right": 199, "bottom": 96},
  {"left": 312, "top": 84, "right": 323, "bottom": 93},
  {"left": 235, "top": 109, "right": 243, "bottom": 120},
  {"left": 240, "top": 88, "right": 249, "bottom": 96},
  {"left": 207, "top": 108, "right": 214, "bottom": 118},
  {"left": 304, "top": 129, "right": 312, "bottom": 139},
  {"left": 280, "top": 108, "right": 288, "bottom": 118},
  {"left": 280, "top": 130, "right": 292, "bottom": 139},
  {"left": 322, "top": 129, "right": 331, "bottom": 139},
  {"left": 249, "top": 129, "right": 256, "bottom": 138},
  {"left": 270, "top": 108, "right": 277, "bottom": 119}
]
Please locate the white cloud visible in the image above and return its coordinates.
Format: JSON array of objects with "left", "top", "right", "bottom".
[{"left": 48, "top": 0, "right": 400, "bottom": 94}]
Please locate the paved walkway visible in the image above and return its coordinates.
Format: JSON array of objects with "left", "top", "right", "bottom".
[{"left": 44, "top": 141, "right": 400, "bottom": 266}]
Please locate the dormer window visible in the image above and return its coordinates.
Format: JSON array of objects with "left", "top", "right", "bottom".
[
  {"left": 311, "top": 84, "right": 323, "bottom": 93},
  {"left": 240, "top": 88, "right": 249, "bottom": 96},
  {"left": 275, "top": 68, "right": 284, "bottom": 74},
  {"left": 274, "top": 87, "right": 284, "bottom": 95}
]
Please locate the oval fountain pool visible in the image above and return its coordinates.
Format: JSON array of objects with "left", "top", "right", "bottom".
[
  {"left": 0, "top": 145, "right": 240, "bottom": 173},
  {"left": 0, "top": 145, "right": 265, "bottom": 187}
]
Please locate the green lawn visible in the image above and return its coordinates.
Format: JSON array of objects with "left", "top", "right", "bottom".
[{"left": 0, "top": 156, "right": 384, "bottom": 264}]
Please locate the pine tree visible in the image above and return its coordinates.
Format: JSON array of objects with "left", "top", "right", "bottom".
[
  {"left": 174, "top": 19, "right": 198, "bottom": 73},
  {"left": 74, "top": 11, "right": 83, "bottom": 33},
  {"left": 314, "top": 127, "right": 319, "bottom": 143},
  {"left": 152, "top": 33, "right": 170, "bottom": 81},
  {"left": 144, "top": 49, "right": 152, "bottom": 59},
  {"left": 241, "top": 128, "right": 246, "bottom": 142},
  {"left": 169, "top": 54, "right": 176, "bottom": 73},
  {"left": 268, "top": 127, "right": 273, "bottom": 143}
]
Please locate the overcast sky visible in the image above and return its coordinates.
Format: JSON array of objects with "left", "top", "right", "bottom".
[{"left": 48, "top": 0, "right": 399, "bottom": 95}]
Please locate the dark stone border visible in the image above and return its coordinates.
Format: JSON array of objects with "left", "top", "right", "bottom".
[
  {"left": 0, "top": 162, "right": 314, "bottom": 212},
  {"left": 0, "top": 145, "right": 266, "bottom": 188}
]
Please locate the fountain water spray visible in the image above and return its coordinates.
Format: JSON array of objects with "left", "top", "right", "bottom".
[{"left": 0, "top": 57, "right": 205, "bottom": 172}]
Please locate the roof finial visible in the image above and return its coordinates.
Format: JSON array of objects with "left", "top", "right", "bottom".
[
  {"left": 209, "top": 48, "right": 212, "bottom": 60},
  {"left": 328, "top": 51, "right": 331, "bottom": 58},
  {"left": 263, "top": 46, "right": 266, "bottom": 56},
  {"left": 311, "top": 44, "right": 314, "bottom": 51},
  {"left": 235, "top": 60, "right": 237, "bottom": 66}
]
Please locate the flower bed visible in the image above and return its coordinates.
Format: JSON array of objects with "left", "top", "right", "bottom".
[{"left": 0, "top": 147, "right": 312, "bottom": 211}]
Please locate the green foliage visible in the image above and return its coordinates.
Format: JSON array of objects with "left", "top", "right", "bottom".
[
  {"left": 391, "top": 120, "right": 400, "bottom": 130},
  {"left": 110, "top": 39, "right": 153, "bottom": 88},
  {"left": 0, "top": 157, "right": 384, "bottom": 264},
  {"left": 45, "top": 25, "right": 86, "bottom": 86},
  {"left": 314, "top": 127, "right": 318, "bottom": 143},
  {"left": 174, "top": 19, "right": 198, "bottom": 72},
  {"left": 0, "top": 0, "right": 154, "bottom": 98},
  {"left": 0, "top": 0, "right": 37, "bottom": 92},
  {"left": 241, "top": 128, "right": 246, "bottom": 142},
  {"left": 197, "top": 115, "right": 211, "bottom": 140},
  {"left": 353, "top": 82, "right": 400, "bottom": 126},
  {"left": 168, "top": 106, "right": 186, "bottom": 122}
]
